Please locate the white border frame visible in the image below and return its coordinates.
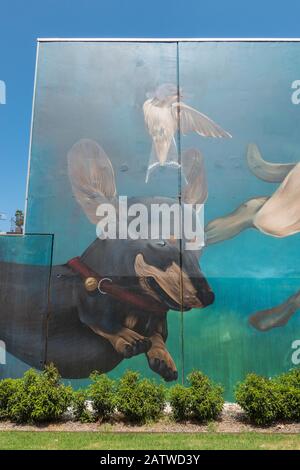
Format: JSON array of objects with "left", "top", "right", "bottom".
[
  {"left": 37, "top": 38, "right": 300, "bottom": 42},
  {"left": 24, "top": 41, "right": 40, "bottom": 234}
]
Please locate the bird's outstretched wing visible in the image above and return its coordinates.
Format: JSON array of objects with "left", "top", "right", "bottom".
[
  {"left": 68, "top": 139, "right": 117, "bottom": 224},
  {"left": 172, "top": 102, "right": 232, "bottom": 138}
]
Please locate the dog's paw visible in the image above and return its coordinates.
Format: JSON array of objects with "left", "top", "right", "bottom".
[
  {"left": 147, "top": 347, "right": 178, "bottom": 382},
  {"left": 114, "top": 328, "right": 152, "bottom": 358}
]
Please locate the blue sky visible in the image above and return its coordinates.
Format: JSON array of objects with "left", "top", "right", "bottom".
[{"left": 1, "top": 0, "right": 300, "bottom": 231}]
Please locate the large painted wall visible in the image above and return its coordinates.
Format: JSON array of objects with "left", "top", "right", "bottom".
[{"left": 0, "top": 41, "right": 299, "bottom": 399}]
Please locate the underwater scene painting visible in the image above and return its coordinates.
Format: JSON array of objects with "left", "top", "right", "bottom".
[{"left": 0, "top": 41, "right": 299, "bottom": 400}]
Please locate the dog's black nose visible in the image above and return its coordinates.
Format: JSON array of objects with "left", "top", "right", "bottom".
[{"left": 201, "top": 290, "right": 215, "bottom": 306}]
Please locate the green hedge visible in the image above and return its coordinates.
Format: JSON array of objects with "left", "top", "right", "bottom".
[
  {"left": 1, "top": 365, "right": 300, "bottom": 425},
  {"left": 115, "top": 370, "right": 166, "bottom": 424},
  {"left": 235, "top": 369, "right": 300, "bottom": 425},
  {"left": 0, "top": 364, "right": 72, "bottom": 424},
  {"left": 0, "top": 378, "right": 21, "bottom": 420},
  {"left": 169, "top": 371, "right": 224, "bottom": 422}
]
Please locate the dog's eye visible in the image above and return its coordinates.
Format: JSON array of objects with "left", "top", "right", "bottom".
[{"left": 156, "top": 241, "right": 166, "bottom": 247}]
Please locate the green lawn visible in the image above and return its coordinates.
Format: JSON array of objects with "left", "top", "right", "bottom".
[{"left": 0, "top": 432, "right": 299, "bottom": 450}]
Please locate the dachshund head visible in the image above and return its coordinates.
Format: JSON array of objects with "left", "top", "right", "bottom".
[{"left": 68, "top": 139, "right": 214, "bottom": 312}]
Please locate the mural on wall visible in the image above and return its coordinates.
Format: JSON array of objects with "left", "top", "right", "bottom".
[{"left": 0, "top": 41, "right": 299, "bottom": 399}]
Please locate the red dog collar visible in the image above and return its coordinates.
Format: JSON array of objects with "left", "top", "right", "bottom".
[{"left": 67, "top": 256, "right": 167, "bottom": 315}]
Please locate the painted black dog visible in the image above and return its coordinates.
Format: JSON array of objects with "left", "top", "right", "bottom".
[{"left": 0, "top": 140, "right": 214, "bottom": 381}]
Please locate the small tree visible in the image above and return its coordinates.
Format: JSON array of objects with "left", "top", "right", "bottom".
[{"left": 14, "top": 210, "right": 24, "bottom": 233}]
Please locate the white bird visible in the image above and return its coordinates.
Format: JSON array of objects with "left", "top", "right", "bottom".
[{"left": 143, "top": 83, "right": 232, "bottom": 180}]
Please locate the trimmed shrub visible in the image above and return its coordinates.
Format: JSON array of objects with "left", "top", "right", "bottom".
[
  {"left": 236, "top": 369, "right": 300, "bottom": 425},
  {"left": 235, "top": 373, "right": 279, "bottom": 425},
  {"left": 188, "top": 371, "right": 224, "bottom": 422},
  {"left": 87, "top": 372, "right": 115, "bottom": 421},
  {"left": 72, "top": 390, "right": 95, "bottom": 423},
  {"left": 275, "top": 368, "right": 300, "bottom": 389},
  {"left": 7, "top": 364, "right": 72, "bottom": 423},
  {"left": 170, "top": 371, "right": 224, "bottom": 422},
  {"left": 276, "top": 385, "right": 300, "bottom": 421},
  {"left": 274, "top": 368, "right": 300, "bottom": 421},
  {"left": 0, "top": 378, "right": 21, "bottom": 420},
  {"left": 115, "top": 370, "right": 166, "bottom": 424},
  {"left": 169, "top": 384, "right": 192, "bottom": 421}
]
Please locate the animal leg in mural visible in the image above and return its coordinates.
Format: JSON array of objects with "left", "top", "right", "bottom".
[
  {"left": 205, "top": 143, "right": 300, "bottom": 329},
  {"left": 251, "top": 159, "right": 300, "bottom": 238},
  {"left": 206, "top": 144, "right": 300, "bottom": 243},
  {"left": 249, "top": 289, "right": 300, "bottom": 331},
  {"left": 205, "top": 196, "right": 268, "bottom": 245},
  {"left": 90, "top": 326, "right": 152, "bottom": 358},
  {"left": 147, "top": 327, "right": 178, "bottom": 382},
  {"left": 64, "top": 139, "right": 214, "bottom": 380}
]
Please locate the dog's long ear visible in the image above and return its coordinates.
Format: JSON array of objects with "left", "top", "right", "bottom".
[
  {"left": 181, "top": 148, "right": 207, "bottom": 206},
  {"left": 68, "top": 139, "right": 117, "bottom": 224}
]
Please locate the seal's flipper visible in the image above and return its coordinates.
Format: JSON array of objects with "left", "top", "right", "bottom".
[
  {"left": 247, "top": 144, "right": 296, "bottom": 183},
  {"left": 249, "top": 289, "right": 300, "bottom": 331}
]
